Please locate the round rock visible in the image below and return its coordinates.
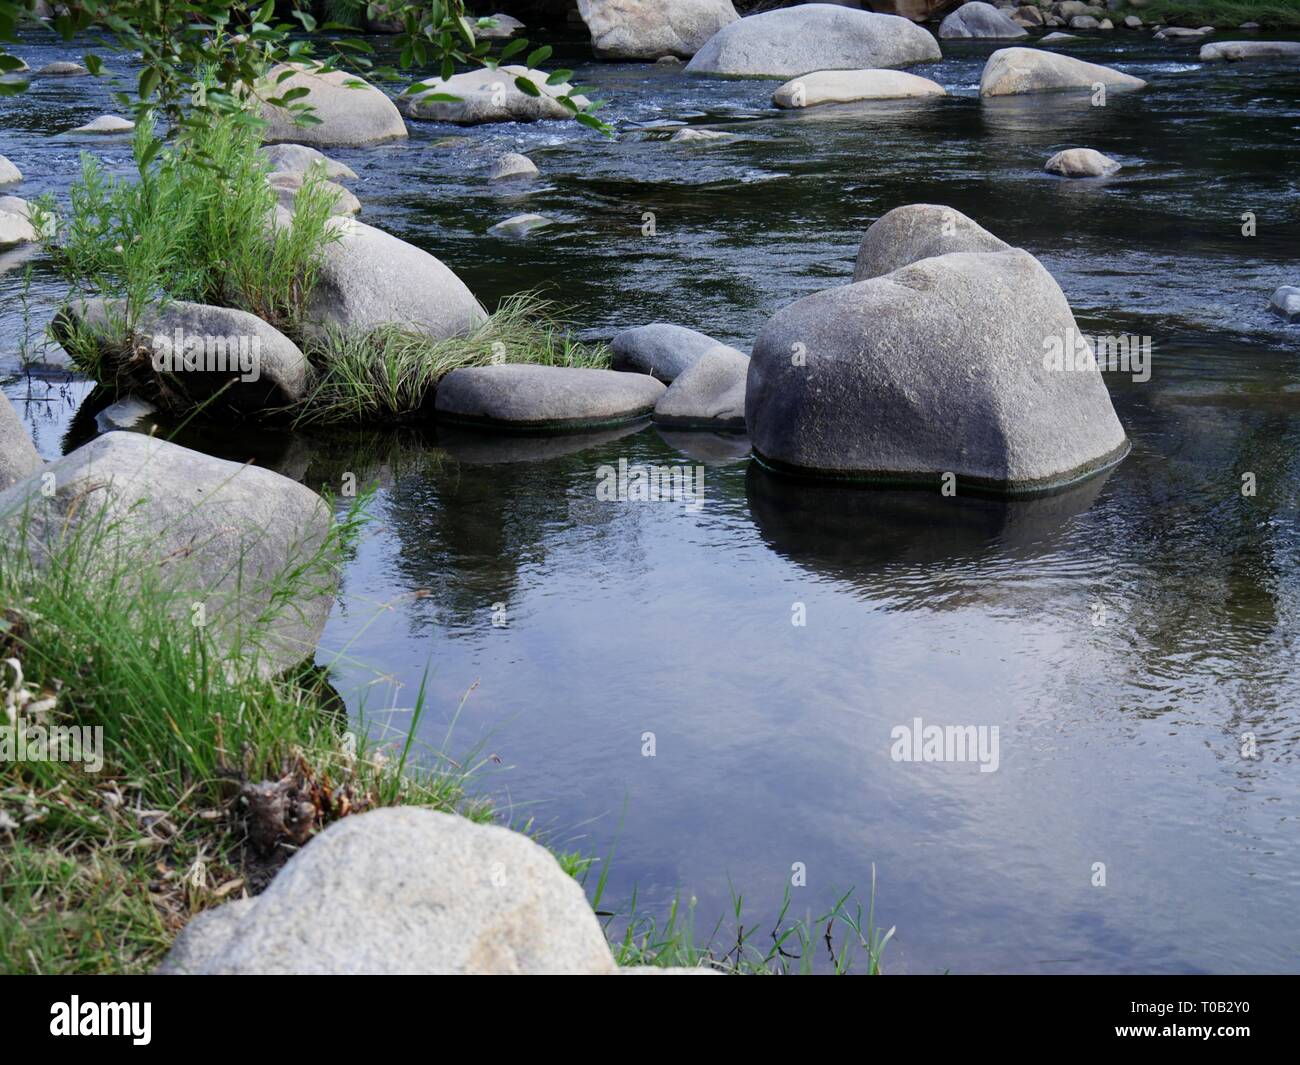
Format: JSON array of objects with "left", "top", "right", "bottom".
[
  {"left": 980, "top": 46, "right": 1146, "bottom": 95},
  {"left": 260, "top": 65, "right": 407, "bottom": 148},
  {"left": 577, "top": 0, "right": 739, "bottom": 60},
  {"left": 939, "top": 2, "right": 1029, "bottom": 38},
  {"left": 260, "top": 143, "right": 358, "bottom": 181},
  {"left": 611, "top": 322, "right": 745, "bottom": 383},
  {"left": 773, "top": 68, "right": 946, "bottom": 108},
  {"left": 653, "top": 346, "right": 749, "bottom": 430},
  {"left": 1044, "top": 147, "right": 1120, "bottom": 177},
  {"left": 853, "top": 203, "right": 1011, "bottom": 281}
]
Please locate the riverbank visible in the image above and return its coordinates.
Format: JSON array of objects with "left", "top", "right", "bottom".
[{"left": 1123, "top": 1, "right": 1300, "bottom": 28}]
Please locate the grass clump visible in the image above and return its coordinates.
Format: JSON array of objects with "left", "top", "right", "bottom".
[
  {"left": 1125, "top": 0, "right": 1300, "bottom": 26},
  {"left": 0, "top": 492, "right": 484, "bottom": 975},
  {"left": 294, "top": 292, "right": 612, "bottom": 426}
]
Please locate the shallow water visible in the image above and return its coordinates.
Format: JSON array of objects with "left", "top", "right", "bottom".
[{"left": 3, "top": 26, "right": 1299, "bottom": 973}]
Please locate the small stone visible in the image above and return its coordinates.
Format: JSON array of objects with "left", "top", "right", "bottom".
[
  {"left": 1270, "top": 286, "right": 1300, "bottom": 321},
  {"left": 488, "top": 213, "right": 552, "bottom": 239},
  {"left": 1045, "top": 147, "right": 1121, "bottom": 177},
  {"left": 68, "top": 115, "right": 134, "bottom": 134},
  {"left": 488, "top": 153, "right": 539, "bottom": 181}
]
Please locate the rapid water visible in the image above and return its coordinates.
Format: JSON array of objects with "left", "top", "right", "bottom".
[{"left": 3, "top": 26, "right": 1298, "bottom": 973}]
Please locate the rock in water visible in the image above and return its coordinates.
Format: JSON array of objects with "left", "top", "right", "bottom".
[
  {"left": 158, "top": 808, "right": 619, "bottom": 974},
  {"left": 0, "top": 155, "right": 20, "bottom": 186},
  {"left": 52, "top": 298, "right": 310, "bottom": 413},
  {"left": 489, "top": 153, "right": 540, "bottom": 181},
  {"left": 773, "top": 69, "right": 946, "bottom": 108},
  {"left": 259, "top": 143, "right": 358, "bottom": 182},
  {"left": 1044, "top": 147, "right": 1121, "bottom": 177},
  {"left": 980, "top": 46, "right": 1146, "bottom": 95},
  {"left": 476, "top": 13, "right": 525, "bottom": 40},
  {"left": 0, "top": 392, "right": 41, "bottom": 490},
  {"left": 0, "top": 432, "right": 337, "bottom": 675},
  {"left": 260, "top": 65, "right": 407, "bottom": 148},
  {"left": 436, "top": 365, "right": 665, "bottom": 431},
  {"left": 67, "top": 115, "right": 134, "bottom": 134},
  {"left": 685, "top": 5, "right": 942, "bottom": 79},
  {"left": 939, "top": 2, "right": 1028, "bottom": 38},
  {"left": 577, "top": 0, "right": 739, "bottom": 60},
  {"left": 745, "top": 244, "right": 1128, "bottom": 494},
  {"left": 1270, "top": 286, "right": 1300, "bottom": 321},
  {"left": 853, "top": 203, "right": 1010, "bottom": 281},
  {"left": 1201, "top": 41, "right": 1300, "bottom": 62},
  {"left": 400, "top": 67, "right": 589, "bottom": 125},
  {"left": 302, "top": 219, "right": 486, "bottom": 342},
  {"left": 612, "top": 323, "right": 745, "bottom": 382},
  {"left": 653, "top": 346, "right": 749, "bottom": 430}
]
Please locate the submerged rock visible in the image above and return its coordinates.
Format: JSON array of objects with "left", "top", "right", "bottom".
[
  {"left": 260, "top": 65, "right": 407, "bottom": 148},
  {"left": 488, "top": 213, "right": 552, "bottom": 239},
  {"left": 669, "top": 127, "right": 736, "bottom": 143},
  {"left": 853, "top": 203, "right": 1010, "bottom": 281},
  {"left": 35, "top": 61, "right": 89, "bottom": 76},
  {"left": 1154, "top": 26, "right": 1212, "bottom": 41},
  {"left": 1201, "top": 40, "right": 1300, "bottom": 62},
  {"left": 980, "top": 46, "right": 1146, "bottom": 95},
  {"left": 773, "top": 68, "right": 946, "bottom": 108},
  {"left": 577, "top": 0, "right": 738, "bottom": 60},
  {"left": 260, "top": 143, "right": 358, "bottom": 182},
  {"left": 68, "top": 115, "right": 134, "bottom": 134},
  {"left": 1270, "top": 286, "right": 1300, "bottom": 321},
  {"left": 653, "top": 346, "right": 748, "bottom": 430},
  {"left": 157, "top": 808, "right": 618, "bottom": 975},
  {"left": 0, "top": 432, "right": 336, "bottom": 675},
  {"left": 745, "top": 237, "right": 1128, "bottom": 494},
  {"left": 436, "top": 364, "right": 665, "bottom": 431},
  {"left": 400, "top": 67, "right": 588, "bottom": 125},
  {"left": 685, "top": 5, "right": 942, "bottom": 79},
  {"left": 489, "top": 152, "right": 540, "bottom": 181},
  {"left": 0, "top": 392, "right": 42, "bottom": 491},
  {"left": 52, "top": 298, "right": 310, "bottom": 413},
  {"left": 939, "top": 2, "right": 1028, "bottom": 39},
  {"left": 611, "top": 322, "right": 744, "bottom": 382},
  {"left": 94, "top": 395, "right": 159, "bottom": 433},
  {"left": 1044, "top": 147, "right": 1120, "bottom": 177},
  {"left": 303, "top": 218, "right": 486, "bottom": 342}
]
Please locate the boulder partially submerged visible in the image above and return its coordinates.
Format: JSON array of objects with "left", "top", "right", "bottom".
[
  {"left": 939, "top": 2, "right": 1028, "bottom": 39},
  {"left": 260, "top": 143, "right": 358, "bottom": 182},
  {"left": 685, "top": 5, "right": 942, "bottom": 79},
  {"left": 577, "top": 0, "right": 739, "bottom": 60},
  {"left": 980, "top": 46, "right": 1146, "bottom": 96},
  {"left": 611, "top": 323, "right": 744, "bottom": 382},
  {"left": 435, "top": 364, "right": 665, "bottom": 431},
  {"left": 400, "top": 67, "right": 588, "bottom": 125},
  {"left": 1044, "top": 147, "right": 1120, "bottom": 177},
  {"left": 773, "top": 68, "right": 946, "bottom": 108},
  {"left": 260, "top": 65, "right": 407, "bottom": 148},
  {"left": 1201, "top": 40, "right": 1300, "bottom": 62},
  {"left": 653, "top": 346, "right": 748, "bottom": 430}
]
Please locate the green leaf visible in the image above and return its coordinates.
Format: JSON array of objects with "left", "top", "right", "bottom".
[
  {"left": 526, "top": 45, "right": 552, "bottom": 69},
  {"left": 546, "top": 69, "right": 573, "bottom": 86},
  {"left": 499, "top": 38, "right": 528, "bottom": 60},
  {"left": 514, "top": 75, "right": 540, "bottom": 98},
  {"left": 137, "top": 66, "right": 159, "bottom": 100}
]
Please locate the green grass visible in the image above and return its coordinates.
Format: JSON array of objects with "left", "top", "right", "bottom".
[
  {"left": 1120, "top": 0, "right": 1300, "bottom": 26},
  {"left": 293, "top": 292, "right": 612, "bottom": 426}
]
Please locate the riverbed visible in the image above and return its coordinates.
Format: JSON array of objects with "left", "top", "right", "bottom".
[{"left": 2, "top": 25, "right": 1298, "bottom": 973}]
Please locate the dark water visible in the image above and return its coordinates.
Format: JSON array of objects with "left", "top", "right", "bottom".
[{"left": 3, "top": 27, "right": 1299, "bottom": 973}]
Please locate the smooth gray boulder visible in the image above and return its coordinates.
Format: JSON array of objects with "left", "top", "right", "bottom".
[
  {"left": 160, "top": 808, "right": 619, "bottom": 975},
  {"left": 0, "top": 432, "right": 337, "bottom": 674},
  {"left": 653, "top": 346, "right": 748, "bottom": 430},
  {"left": 1045, "top": 147, "right": 1120, "bottom": 177},
  {"left": 773, "top": 68, "right": 945, "bottom": 107},
  {"left": 685, "top": 5, "right": 942, "bottom": 79},
  {"left": 0, "top": 202, "right": 38, "bottom": 249},
  {"left": 157, "top": 899, "right": 256, "bottom": 975},
  {"left": 577, "top": 0, "right": 739, "bottom": 60},
  {"left": 1201, "top": 41, "right": 1300, "bottom": 62},
  {"left": 35, "top": 61, "right": 89, "bottom": 75},
  {"left": 1154, "top": 26, "right": 1212, "bottom": 41},
  {"left": 269, "top": 171, "right": 361, "bottom": 216},
  {"left": 853, "top": 203, "right": 1010, "bottom": 281},
  {"left": 1270, "top": 286, "right": 1300, "bottom": 321},
  {"left": 489, "top": 153, "right": 539, "bottom": 181},
  {"left": 67, "top": 115, "right": 134, "bottom": 134},
  {"left": 0, "top": 392, "right": 42, "bottom": 490},
  {"left": 745, "top": 247, "right": 1128, "bottom": 494},
  {"left": 0, "top": 155, "right": 19, "bottom": 186},
  {"left": 436, "top": 364, "right": 665, "bottom": 431},
  {"left": 980, "top": 46, "right": 1146, "bottom": 95},
  {"left": 303, "top": 218, "right": 486, "bottom": 342},
  {"left": 260, "top": 65, "right": 407, "bottom": 148},
  {"left": 51, "top": 298, "right": 309, "bottom": 413},
  {"left": 259, "top": 143, "right": 358, "bottom": 182},
  {"left": 939, "top": 2, "right": 1028, "bottom": 38},
  {"left": 611, "top": 323, "right": 745, "bottom": 382},
  {"left": 400, "top": 67, "right": 589, "bottom": 125}
]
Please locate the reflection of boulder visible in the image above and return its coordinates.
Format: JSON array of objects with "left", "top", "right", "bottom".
[
  {"left": 434, "top": 422, "right": 645, "bottom": 465},
  {"left": 655, "top": 427, "right": 750, "bottom": 465},
  {"left": 746, "top": 460, "right": 1110, "bottom": 579}
]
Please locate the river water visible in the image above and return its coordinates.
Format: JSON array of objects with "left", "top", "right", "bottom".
[{"left": 2, "top": 25, "right": 1298, "bottom": 973}]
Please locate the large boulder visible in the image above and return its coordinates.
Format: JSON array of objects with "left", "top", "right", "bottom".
[
  {"left": 853, "top": 203, "right": 1010, "bottom": 281},
  {"left": 980, "top": 46, "right": 1147, "bottom": 96},
  {"left": 939, "top": 2, "right": 1028, "bottom": 38},
  {"left": 259, "top": 143, "right": 358, "bottom": 182},
  {"left": 1044, "top": 147, "right": 1120, "bottom": 177},
  {"left": 576, "top": 0, "right": 739, "bottom": 60},
  {"left": 773, "top": 68, "right": 946, "bottom": 108},
  {"left": 0, "top": 392, "right": 42, "bottom": 490},
  {"left": 435, "top": 365, "right": 665, "bottom": 431},
  {"left": 1201, "top": 40, "right": 1300, "bottom": 62},
  {"left": 160, "top": 808, "right": 618, "bottom": 975},
  {"left": 269, "top": 171, "right": 361, "bottom": 217},
  {"left": 399, "top": 67, "right": 589, "bottom": 125},
  {"left": 611, "top": 322, "right": 744, "bottom": 382},
  {"left": 51, "top": 298, "right": 309, "bottom": 414},
  {"left": 745, "top": 246, "right": 1128, "bottom": 494},
  {"left": 653, "top": 347, "right": 748, "bottom": 430},
  {"left": 684, "top": 5, "right": 942, "bottom": 79},
  {"left": 303, "top": 218, "right": 485, "bottom": 342},
  {"left": 0, "top": 432, "right": 336, "bottom": 674},
  {"left": 260, "top": 65, "right": 407, "bottom": 148}
]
